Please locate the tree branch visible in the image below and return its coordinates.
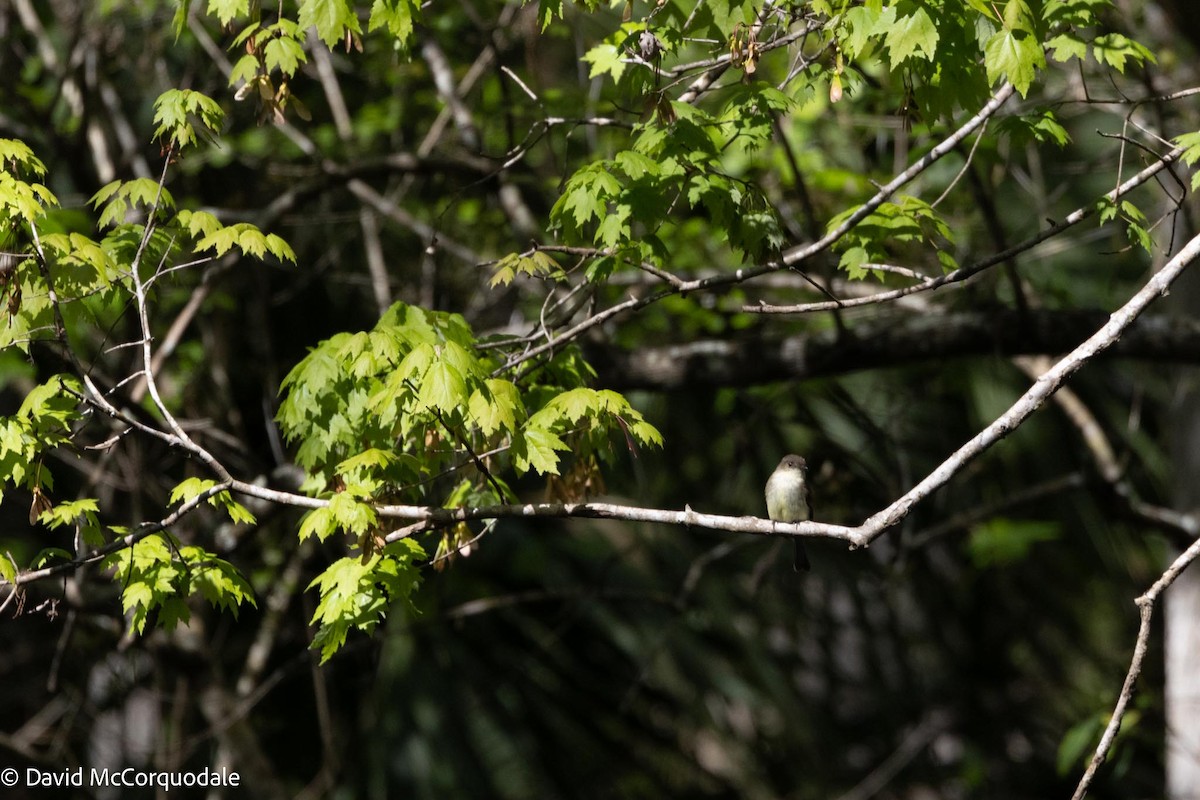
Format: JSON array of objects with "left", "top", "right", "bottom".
[
  {"left": 588, "top": 310, "right": 1200, "bottom": 389},
  {"left": 748, "top": 142, "right": 1185, "bottom": 313},
  {"left": 1071, "top": 533, "right": 1200, "bottom": 799},
  {"left": 857, "top": 229, "right": 1200, "bottom": 542},
  {"left": 0, "top": 481, "right": 236, "bottom": 592}
]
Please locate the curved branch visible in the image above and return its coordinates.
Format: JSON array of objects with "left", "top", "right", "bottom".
[
  {"left": 128, "top": 156, "right": 234, "bottom": 482},
  {"left": 12, "top": 223, "right": 1200, "bottom": 596},
  {"left": 13, "top": 225, "right": 1200, "bottom": 593}
]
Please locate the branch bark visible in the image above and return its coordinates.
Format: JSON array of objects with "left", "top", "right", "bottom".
[{"left": 588, "top": 309, "right": 1200, "bottom": 390}]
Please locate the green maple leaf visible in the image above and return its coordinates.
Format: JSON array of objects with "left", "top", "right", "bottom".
[
  {"left": 984, "top": 28, "right": 1045, "bottom": 96},
  {"left": 299, "top": 0, "right": 362, "bottom": 47},
  {"left": 885, "top": 7, "right": 938, "bottom": 64}
]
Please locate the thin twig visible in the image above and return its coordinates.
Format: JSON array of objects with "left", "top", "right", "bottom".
[
  {"left": 750, "top": 143, "right": 1184, "bottom": 314},
  {"left": 0, "top": 482, "right": 235, "bottom": 591},
  {"left": 126, "top": 155, "right": 233, "bottom": 481}
]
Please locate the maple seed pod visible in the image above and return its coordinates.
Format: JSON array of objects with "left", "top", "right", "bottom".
[
  {"left": 830, "top": 73, "right": 843, "bottom": 103},
  {"left": 29, "top": 486, "right": 52, "bottom": 525}
]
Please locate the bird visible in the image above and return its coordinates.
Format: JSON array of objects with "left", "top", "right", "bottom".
[{"left": 765, "top": 454, "right": 812, "bottom": 572}]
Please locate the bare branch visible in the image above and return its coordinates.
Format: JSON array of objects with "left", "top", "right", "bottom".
[
  {"left": 1071, "top": 533, "right": 1200, "bottom": 799},
  {"left": 127, "top": 156, "right": 234, "bottom": 482},
  {"left": 857, "top": 230, "right": 1200, "bottom": 542}
]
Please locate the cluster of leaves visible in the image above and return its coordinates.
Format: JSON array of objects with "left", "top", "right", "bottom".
[
  {"left": 0, "top": 375, "right": 113, "bottom": 610},
  {"left": 277, "top": 301, "right": 661, "bottom": 521},
  {"left": 1175, "top": 131, "right": 1200, "bottom": 191},
  {"left": 826, "top": 196, "right": 958, "bottom": 279},
  {"left": 179, "top": 0, "right": 424, "bottom": 120},
  {"left": 827, "top": 0, "right": 1152, "bottom": 116},
  {"left": 550, "top": 91, "right": 791, "bottom": 267},
  {"left": 0, "top": 381, "right": 258, "bottom": 632},
  {"left": 1, "top": 140, "right": 65, "bottom": 350},
  {"left": 102, "top": 534, "right": 256, "bottom": 635},
  {"left": 1097, "top": 196, "right": 1153, "bottom": 253},
  {"left": 1, "top": 90, "right": 291, "bottom": 352},
  {"left": 0, "top": 140, "right": 55, "bottom": 241},
  {"left": 152, "top": 89, "right": 224, "bottom": 150},
  {"left": 488, "top": 249, "right": 566, "bottom": 288},
  {"left": 0, "top": 377, "right": 81, "bottom": 511},
  {"left": 560, "top": 0, "right": 1147, "bottom": 287},
  {"left": 1045, "top": 0, "right": 1156, "bottom": 72},
  {"left": 275, "top": 301, "right": 661, "bottom": 659},
  {"left": 170, "top": 478, "right": 258, "bottom": 527},
  {"left": 3, "top": 57, "right": 670, "bottom": 659},
  {"left": 307, "top": 543, "right": 424, "bottom": 662},
  {"left": 182, "top": 0, "right": 423, "bottom": 49}
]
